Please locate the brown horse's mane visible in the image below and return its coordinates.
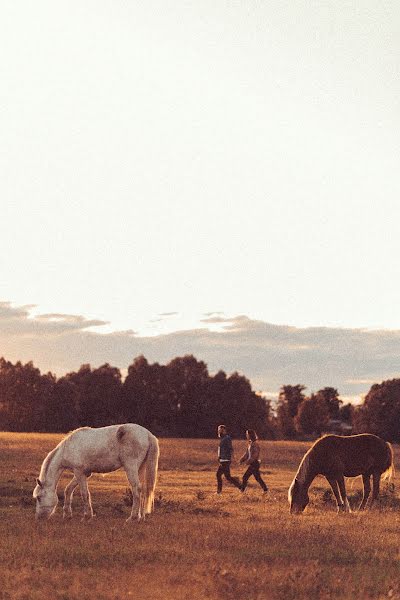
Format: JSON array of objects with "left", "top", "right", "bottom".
[{"left": 296, "top": 445, "right": 313, "bottom": 483}]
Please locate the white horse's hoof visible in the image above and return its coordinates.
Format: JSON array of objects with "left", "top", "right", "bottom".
[
  {"left": 81, "top": 514, "right": 95, "bottom": 522},
  {"left": 126, "top": 515, "right": 144, "bottom": 523}
]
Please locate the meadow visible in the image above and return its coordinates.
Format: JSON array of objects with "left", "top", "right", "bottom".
[{"left": 1, "top": 433, "right": 400, "bottom": 600}]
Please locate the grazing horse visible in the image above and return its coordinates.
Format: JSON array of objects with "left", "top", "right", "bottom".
[
  {"left": 33, "top": 424, "right": 159, "bottom": 521},
  {"left": 288, "top": 434, "right": 394, "bottom": 514}
]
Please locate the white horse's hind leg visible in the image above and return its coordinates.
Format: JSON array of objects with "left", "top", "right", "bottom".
[
  {"left": 63, "top": 476, "right": 79, "bottom": 518},
  {"left": 76, "top": 473, "right": 94, "bottom": 519},
  {"left": 124, "top": 466, "right": 142, "bottom": 522}
]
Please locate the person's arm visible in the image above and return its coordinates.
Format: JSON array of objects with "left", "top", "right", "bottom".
[
  {"left": 247, "top": 442, "right": 260, "bottom": 464},
  {"left": 239, "top": 448, "right": 247, "bottom": 464}
]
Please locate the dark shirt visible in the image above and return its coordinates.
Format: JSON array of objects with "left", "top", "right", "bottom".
[{"left": 218, "top": 434, "right": 233, "bottom": 462}]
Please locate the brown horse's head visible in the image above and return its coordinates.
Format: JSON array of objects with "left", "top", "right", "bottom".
[{"left": 288, "top": 478, "right": 309, "bottom": 514}]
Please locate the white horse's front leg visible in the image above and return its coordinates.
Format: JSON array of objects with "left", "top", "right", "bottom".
[
  {"left": 124, "top": 466, "right": 142, "bottom": 522},
  {"left": 77, "top": 474, "right": 94, "bottom": 520},
  {"left": 63, "top": 476, "right": 79, "bottom": 518}
]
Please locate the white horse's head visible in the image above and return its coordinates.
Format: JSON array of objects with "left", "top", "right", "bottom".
[
  {"left": 288, "top": 477, "right": 309, "bottom": 514},
  {"left": 33, "top": 478, "right": 58, "bottom": 520}
]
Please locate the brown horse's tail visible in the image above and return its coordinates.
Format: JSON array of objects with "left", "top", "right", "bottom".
[{"left": 382, "top": 441, "right": 395, "bottom": 483}]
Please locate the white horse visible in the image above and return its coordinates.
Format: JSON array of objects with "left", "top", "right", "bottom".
[{"left": 33, "top": 423, "right": 159, "bottom": 521}]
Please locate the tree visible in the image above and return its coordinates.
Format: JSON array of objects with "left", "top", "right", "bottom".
[
  {"left": 314, "top": 387, "right": 341, "bottom": 419},
  {"left": 338, "top": 402, "right": 354, "bottom": 424},
  {"left": 221, "top": 372, "right": 270, "bottom": 439},
  {"left": 276, "top": 385, "right": 306, "bottom": 438},
  {"left": 0, "top": 358, "right": 56, "bottom": 431},
  {"left": 41, "top": 377, "right": 80, "bottom": 432},
  {"left": 122, "top": 356, "right": 174, "bottom": 435},
  {"left": 166, "top": 355, "right": 210, "bottom": 436},
  {"left": 353, "top": 379, "right": 400, "bottom": 442},
  {"left": 65, "top": 363, "right": 122, "bottom": 427},
  {"left": 122, "top": 355, "right": 272, "bottom": 438},
  {"left": 295, "top": 394, "right": 330, "bottom": 436}
]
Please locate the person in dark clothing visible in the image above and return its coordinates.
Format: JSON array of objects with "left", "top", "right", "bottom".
[
  {"left": 239, "top": 429, "right": 268, "bottom": 493},
  {"left": 216, "top": 425, "right": 241, "bottom": 494}
]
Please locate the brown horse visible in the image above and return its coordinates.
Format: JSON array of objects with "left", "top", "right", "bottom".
[{"left": 288, "top": 434, "right": 394, "bottom": 514}]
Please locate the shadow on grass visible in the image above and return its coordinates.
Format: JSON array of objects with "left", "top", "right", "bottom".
[
  {"left": 121, "top": 488, "right": 230, "bottom": 517},
  {"left": 316, "top": 483, "right": 400, "bottom": 511}
]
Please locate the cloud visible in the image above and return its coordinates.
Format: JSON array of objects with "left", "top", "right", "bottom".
[
  {"left": 1, "top": 302, "right": 400, "bottom": 399},
  {"left": 0, "top": 303, "right": 107, "bottom": 337}
]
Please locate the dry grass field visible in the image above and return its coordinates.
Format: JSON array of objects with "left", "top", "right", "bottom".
[{"left": 1, "top": 433, "right": 400, "bottom": 600}]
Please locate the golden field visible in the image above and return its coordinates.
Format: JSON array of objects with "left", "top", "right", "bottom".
[{"left": 1, "top": 433, "right": 400, "bottom": 600}]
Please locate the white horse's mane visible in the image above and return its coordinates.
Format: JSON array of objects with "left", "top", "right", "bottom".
[
  {"left": 38, "top": 428, "right": 85, "bottom": 480},
  {"left": 39, "top": 446, "right": 61, "bottom": 482},
  {"left": 64, "top": 426, "right": 91, "bottom": 438},
  {"left": 39, "top": 428, "right": 93, "bottom": 482}
]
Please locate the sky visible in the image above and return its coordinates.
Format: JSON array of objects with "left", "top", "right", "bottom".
[{"left": 1, "top": 2, "right": 399, "bottom": 401}]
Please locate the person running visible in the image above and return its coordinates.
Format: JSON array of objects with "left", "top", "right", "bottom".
[
  {"left": 216, "top": 425, "right": 241, "bottom": 494},
  {"left": 239, "top": 429, "right": 268, "bottom": 493}
]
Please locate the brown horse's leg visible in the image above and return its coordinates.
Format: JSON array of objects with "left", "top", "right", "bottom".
[
  {"left": 370, "top": 472, "right": 381, "bottom": 508},
  {"left": 359, "top": 474, "right": 371, "bottom": 510},
  {"left": 327, "top": 478, "right": 344, "bottom": 512},
  {"left": 337, "top": 476, "right": 351, "bottom": 512}
]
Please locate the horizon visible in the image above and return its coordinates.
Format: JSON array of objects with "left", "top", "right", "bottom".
[{"left": 1, "top": 300, "right": 399, "bottom": 404}]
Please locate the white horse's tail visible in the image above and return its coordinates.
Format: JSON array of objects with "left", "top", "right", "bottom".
[{"left": 140, "top": 434, "right": 160, "bottom": 515}]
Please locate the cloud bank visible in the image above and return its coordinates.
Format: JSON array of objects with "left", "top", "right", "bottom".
[{"left": 1, "top": 301, "right": 399, "bottom": 400}]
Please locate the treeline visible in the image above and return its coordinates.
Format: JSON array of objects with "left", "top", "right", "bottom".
[
  {"left": 0, "top": 355, "right": 399, "bottom": 441},
  {"left": 277, "top": 381, "right": 400, "bottom": 442},
  {"left": 0, "top": 355, "right": 274, "bottom": 438}
]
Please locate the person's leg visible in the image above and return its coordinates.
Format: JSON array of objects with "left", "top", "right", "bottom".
[
  {"left": 252, "top": 462, "right": 268, "bottom": 492},
  {"left": 216, "top": 464, "right": 224, "bottom": 493},
  {"left": 241, "top": 466, "right": 252, "bottom": 491},
  {"left": 221, "top": 462, "right": 241, "bottom": 489}
]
